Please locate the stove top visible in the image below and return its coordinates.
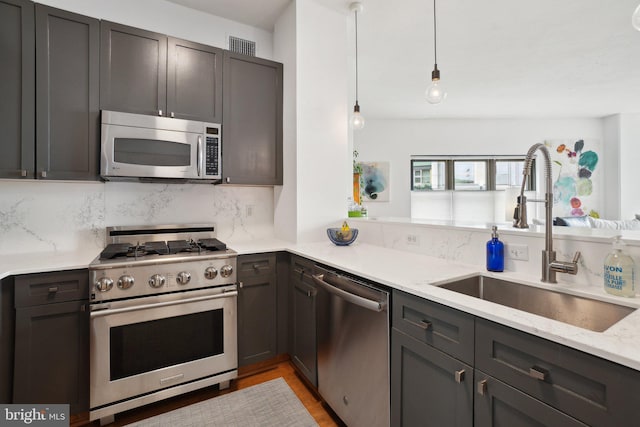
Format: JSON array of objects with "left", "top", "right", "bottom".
[
  {"left": 89, "top": 224, "right": 237, "bottom": 302},
  {"left": 99, "top": 238, "right": 227, "bottom": 260}
]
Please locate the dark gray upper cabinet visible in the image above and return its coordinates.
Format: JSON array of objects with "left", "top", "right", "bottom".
[
  {"left": 0, "top": 0, "right": 34, "bottom": 179},
  {"left": 100, "top": 21, "right": 167, "bottom": 116},
  {"left": 101, "top": 22, "right": 222, "bottom": 123},
  {"left": 167, "top": 37, "right": 223, "bottom": 123},
  {"left": 237, "top": 253, "right": 277, "bottom": 367},
  {"left": 35, "top": 5, "right": 100, "bottom": 180},
  {"left": 13, "top": 270, "right": 89, "bottom": 415},
  {"left": 222, "top": 52, "right": 283, "bottom": 185}
]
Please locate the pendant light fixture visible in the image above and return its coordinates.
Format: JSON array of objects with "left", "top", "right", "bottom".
[
  {"left": 425, "top": 0, "right": 446, "bottom": 104},
  {"left": 350, "top": 2, "right": 365, "bottom": 129},
  {"left": 633, "top": 3, "right": 640, "bottom": 31}
]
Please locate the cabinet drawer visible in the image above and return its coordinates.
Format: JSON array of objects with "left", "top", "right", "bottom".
[
  {"left": 393, "top": 290, "right": 474, "bottom": 365},
  {"left": 238, "top": 253, "right": 276, "bottom": 277},
  {"left": 15, "top": 269, "right": 88, "bottom": 307},
  {"left": 475, "top": 370, "right": 588, "bottom": 427},
  {"left": 290, "top": 255, "right": 315, "bottom": 276},
  {"left": 476, "top": 318, "right": 640, "bottom": 427}
]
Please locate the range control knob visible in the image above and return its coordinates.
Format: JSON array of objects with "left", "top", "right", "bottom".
[
  {"left": 176, "top": 271, "right": 191, "bottom": 285},
  {"left": 95, "top": 277, "right": 114, "bottom": 292},
  {"left": 204, "top": 267, "right": 218, "bottom": 280},
  {"left": 148, "top": 274, "right": 166, "bottom": 288},
  {"left": 117, "top": 275, "right": 135, "bottom": 290},
  {"left": 220, "top": 264, "right": 233, "bottom": 278}
]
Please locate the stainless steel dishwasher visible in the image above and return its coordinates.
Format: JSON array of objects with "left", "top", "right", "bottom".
[{"left": 312, "top": 265, "right": 390, "bottom": 427}]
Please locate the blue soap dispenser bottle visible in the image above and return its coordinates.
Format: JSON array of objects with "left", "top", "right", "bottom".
[{"left": 487, "top": 225, "right": 504, "bottom": 272}]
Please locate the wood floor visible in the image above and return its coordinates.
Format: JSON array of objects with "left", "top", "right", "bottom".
[{"left": 86, "top": 360, "right": 341, "bottom": 426}]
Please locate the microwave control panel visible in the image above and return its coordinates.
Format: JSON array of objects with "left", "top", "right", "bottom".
[{"left": 204, "top": 126, "right": 220, "bottom": 177}]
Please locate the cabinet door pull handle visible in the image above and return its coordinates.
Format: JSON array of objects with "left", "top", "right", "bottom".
[
  {"left": 529, "top": 366, "right": 548, "bottom": 381},
  {"left": 406, "top": 319, "right": 432, "bottom": 330},
  {"left": 21, "top": 170, "right": 27, "bottom": 177},
  {"left": 455, "top": 369, "right": 465, "bottom": 383},
  {"left": 158, "top": 109, "right": 163, "bottom": 116},
  {"left": 48, "top": 286, "right": 59, "bottom": 293},
  {"left": 41, "top": 171, "right": 47, "bottom": 178},
  {"left": 170, "top": 111, "right": 175, "bottom": 118},
  {"left": 239, "top": 281, "right": 243, "bottom": 289},
  {"left": 253, "top": 263, "right": 260, "bottom": 270},
  {"left": 477, "top": 379, "right": 487, "bottom": 396}
]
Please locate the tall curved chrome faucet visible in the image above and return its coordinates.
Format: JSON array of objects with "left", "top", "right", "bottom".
[{"left": 513, "top": 143, "right": 581, "bottom": 283}]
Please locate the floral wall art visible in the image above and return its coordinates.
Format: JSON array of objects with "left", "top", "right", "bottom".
[{"left": 546, "top": 139, "right": 602, "bottom": 218}]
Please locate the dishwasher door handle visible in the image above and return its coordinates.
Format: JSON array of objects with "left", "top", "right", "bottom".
[{"left": 312, "top": 273, "right": 386, "bottom": 312}]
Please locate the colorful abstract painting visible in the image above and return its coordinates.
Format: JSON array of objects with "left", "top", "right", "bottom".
[
  {"left": 545, "top": 139, "right": 602, "bottom": 218},
  {"left": 361, "top": 161, "right": 390, "bottom": 202}
]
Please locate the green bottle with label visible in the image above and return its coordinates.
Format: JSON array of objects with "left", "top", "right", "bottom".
[{"left": 603, "top": 236, "right": 636, "bottom": 297}]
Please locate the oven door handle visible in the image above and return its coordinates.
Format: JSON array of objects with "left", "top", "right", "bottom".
[{"left": 90, "top": 290, "right": 237, "bottom": 318}]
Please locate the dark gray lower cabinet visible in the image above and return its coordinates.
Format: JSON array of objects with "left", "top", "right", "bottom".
[
  {"left": 392, "top": 290, "right": 640, "bottom": 427},
  {"left": 474, "top": 371, "right": 587, "bottom": 427},
  {"left": 237, "top": 254, "right": 277, "bottom": 366},
  {"left": 0, "top": 277, "right": 15, "bottom": 403},
  {"left": 0, "top": 0, "right": 34, "bottom": 179},
  {"left": 13, "top": 270, "right": 89, "bottom": 415},
  {"left": 290, "top": 263, "right": 317, "bottom": 386},
  {"left": 391, "top": 328, "right": 473, "bottom": 427},
  {"left": 476, "top": 318, "right": 640, "bottom": 427},
  {"left": 35, "top": 4, "right": 100, "bottom": 180}
]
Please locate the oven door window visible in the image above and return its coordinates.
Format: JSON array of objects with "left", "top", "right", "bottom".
[
  {"left": 109, "top": 309, "right": 223, "bottom": 381},
  {"left": 114, "top": 138, "right": 191, "bottom": 166}
]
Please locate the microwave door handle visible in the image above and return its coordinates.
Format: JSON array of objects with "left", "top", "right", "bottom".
[{"left": 197, "top": 135, "right": 203, "bottom": 176}]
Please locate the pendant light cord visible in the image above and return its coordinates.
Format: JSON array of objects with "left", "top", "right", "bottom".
[
  {"left": 433, "top": 0, "right": 437, "bottom": 67},
  {"left": 355, "top": 8, "right": 359, "bottom": 104}
]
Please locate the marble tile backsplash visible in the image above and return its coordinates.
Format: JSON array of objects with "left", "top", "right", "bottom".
[
  {"left": 352, "top": 219, "right": 640, "bottom": 293},
  {"left": 0, "top": 181, "right": 274, "bottom": 256}
]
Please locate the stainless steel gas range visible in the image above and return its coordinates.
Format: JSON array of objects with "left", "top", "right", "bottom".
[{"left": 88, "top": 224, "right": 238, "bottom": 425}]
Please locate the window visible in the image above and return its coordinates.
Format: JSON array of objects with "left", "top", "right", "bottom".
[
  {"left": 454, "top": 160, "right": 486, "bottom": 190},
  {"left": 411, "top": 156, "right": 535, "bottom": 192},
  {"left": 411, "top": 160, "right": 446, "bottom": 191}
]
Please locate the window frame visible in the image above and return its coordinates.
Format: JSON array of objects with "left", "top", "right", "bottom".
[{"left": 410, "top": 156, "right": 536, "bottom": 192}]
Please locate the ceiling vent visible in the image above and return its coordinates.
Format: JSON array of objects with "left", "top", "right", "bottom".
[{"left": 229, "top": 36, "right": 256, "bottom": 57}]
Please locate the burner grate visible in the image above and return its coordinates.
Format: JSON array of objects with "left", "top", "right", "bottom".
[{"left": 198, "top": 238, "right": 227, "bottom": 251}]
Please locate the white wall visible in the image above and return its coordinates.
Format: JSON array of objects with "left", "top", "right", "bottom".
[
  {"left": 273, "top": 1, "right": 298, "bottom": 243},
  {"left": 354, "top": 118, "right": 605, "bottom": 218},
  {"left": 292, "top": 0, "right": 350, "bottom": 242},
  {"left": 603, "top": 115, "right": 622, "bottom": 220},
  {"left": 620, "top": 113, "right": 640, "bottom": 219},
  {"left": 35, "top": 0, "right": 273, "bottom": 58}
]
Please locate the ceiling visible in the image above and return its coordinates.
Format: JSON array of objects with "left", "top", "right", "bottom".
[{"left": 166, "top": 0, "right": 640, "bottom": 119}]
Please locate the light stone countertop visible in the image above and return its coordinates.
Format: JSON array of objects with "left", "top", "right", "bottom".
[{"left": 3, "top": 238, "right": 640, "bottom": 371}]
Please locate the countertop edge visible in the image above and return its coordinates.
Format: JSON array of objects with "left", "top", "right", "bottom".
[{"left": 2, "top": 239, "right": 639, "bottom": 371}]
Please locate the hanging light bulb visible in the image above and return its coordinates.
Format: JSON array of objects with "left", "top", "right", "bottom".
[
  {"left": 350, "top": 2, "right": 365, "bottom": 129},
  {"left": 426, "top": 0, "right": 447, "bottom": 104},
  {"left": 352, "top": 102, "right": 365, "bottom": 129},
  {"left": 633, "top": 3, "right": 640, "bottom": 31}
]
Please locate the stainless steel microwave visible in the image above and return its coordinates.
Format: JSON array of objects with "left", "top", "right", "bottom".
[{"left": 101, "top": 110, "right": 221, "bottom": 183}]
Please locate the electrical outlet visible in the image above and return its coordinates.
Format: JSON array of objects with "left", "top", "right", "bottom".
[
  {"left": 506, "top": 243, "right": 529, "bottom": 261},
  {"left": 406, "top": 234, "right": 420, "bottom": 245},
  {"left": 245, "top": 204, "right": 255, "bottom": 217}
]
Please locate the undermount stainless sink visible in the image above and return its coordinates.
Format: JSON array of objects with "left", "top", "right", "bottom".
[{"left": 437, "top": 275, "right": 636, "bottom": 332}]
